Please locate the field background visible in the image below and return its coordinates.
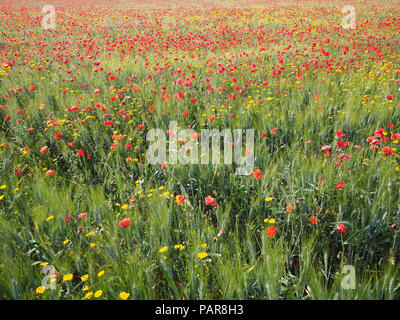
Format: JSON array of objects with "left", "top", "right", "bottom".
[{"left": 0, "top": 0, "right": 400, "bottom": 299}]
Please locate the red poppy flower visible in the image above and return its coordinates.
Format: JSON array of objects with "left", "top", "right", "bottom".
[
  {"left": 336, "top": 141, "right": 349, "bottom": 148},
  {"left": 40, "top": 146, "right": 48, "bottom": 154},
  {"left": 382, "top": 147, "right": 394, "bottom": 155},
  {"left": 252, "top": 168, "right": 263, "bottom": 180},
  {"left": 46, "top": 169, "right": 56, "bottom": 177},
  {"left": 54, "top": 132, "right": 63, "bottom": 140},
  {"left": 119, "top": 218, "right": 131, "bottom": 228},
  {"left": 391, "top": 133, "right": 400, "bottom": 140},
  {"left": 336, "top": 131, "right": 345, "bottom": 138},
  {"left": 78, "top": 212, "right": 88, "bottom": 219},
  {"left": 176, "top": 194, "right": 186, "bottom": 205},
  {"left": 77, "top": 149, "right": 85, "bottom": 157},
  {"left": 267, "top": 225, "right": 277, "bottom": 238},
  {"left": 205, "top": 195, "right": 217, "bottom": 206},
  {"left": 310, "top": 217, "right": 318, "bottom": 224},
  {"left": 337, "top": 182, "right": 344, "bottom": 189},
  {"left": 337, "top": 224, "right": 346, "bottom": 233}
]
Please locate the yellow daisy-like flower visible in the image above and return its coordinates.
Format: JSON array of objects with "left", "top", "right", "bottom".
[
  {"left": 197, "top": 252, "right": 208, "bottom": 259},
  {"left": 84, "top": 291, "right": 93, "bottom": 299},
  {"left": 63, "top": 273, "right": 73, "bottom": 282},
  {"left": 94, "top": 290, "right": 103, "bottom": 298},
  {"left": 264, "top": 218, "right": 275, "bottom": 224},
  {"left": 121, "top": 204, "right": 128, "bottom": 210},
  {"left": 201, "top": 243, "right": 207, "bottom": 249},
  {"left": 36, "top": 286, "right": 45, "bottom": 294},
  {"left": 40, "top": 262, "right": 49, "bottom": 267},
  {"left": 265, "top": 197, "right": 273, "bottom": 202},
  {"left": 90, "top": 243, "right": 96, "bottom": 248},
  {"left": 81, "top": 274, "right": 89, "bottom": 282},
  {"left": 0, "top": 195, "right": 4, "bottom": 200},
  {"left": 0, "top": 184, "right": 7, "bottom": 189},
  {"left": 82, "top": 285, "right": 89, "bottom": 291},
  {"left": 159, "top": 246, "right": 168, "bottom": 253},
  {"left": 97, "top": 270, "right": 105, "bottom": 277},
  {"left": 119, "top": 292, "right": 130, "bottom": 300}
]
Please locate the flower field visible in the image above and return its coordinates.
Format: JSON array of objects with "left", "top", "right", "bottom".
[{"left": 1, "top": 0, "right": 400, "bottom": 300}]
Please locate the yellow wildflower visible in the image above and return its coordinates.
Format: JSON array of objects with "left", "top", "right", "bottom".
[
  {"left": 94, "top": 290, "right": 103, "bottom": 298},
  {"left": 36, "top": 286, "right": 45, "bottom": 294},
  {"left": 197, "top": 252, "right": 208, "bottom": 259},
  {"left": 63, "top": 273, "right": 73, "bottom": 282},
  {"left": 119, "top": 292, "right": 130, "bottom": 300}
]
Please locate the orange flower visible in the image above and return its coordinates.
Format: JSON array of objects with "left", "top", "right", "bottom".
[
  {"left": 382, "top": 147, "right": 394, "bottom": 155},
  {"left": 46, "top": 169, "right": 56, "bottom": 177},
  {"left": 205, "top": 195, "right": 217, "bottom": 206},
  {"left": 176, "top": 194, "right": 186, "bottom": 205},
  {"left": 310, "top": 216, "right": 318, "bottom": 224},
  {"left": 252, "top": 168, "right": 263, "bottom": 180},
  {"left": 267, "top": 225, "right": 277, "bottom": 238}
]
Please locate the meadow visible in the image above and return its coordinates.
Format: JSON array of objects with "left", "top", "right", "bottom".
[{"left": 0, "top": 0, "right": 400, "bottom": 300}]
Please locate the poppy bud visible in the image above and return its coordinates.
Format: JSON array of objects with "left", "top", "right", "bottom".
[{"left": 337, "top": 224, "right": 346, "bottom": 233}]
